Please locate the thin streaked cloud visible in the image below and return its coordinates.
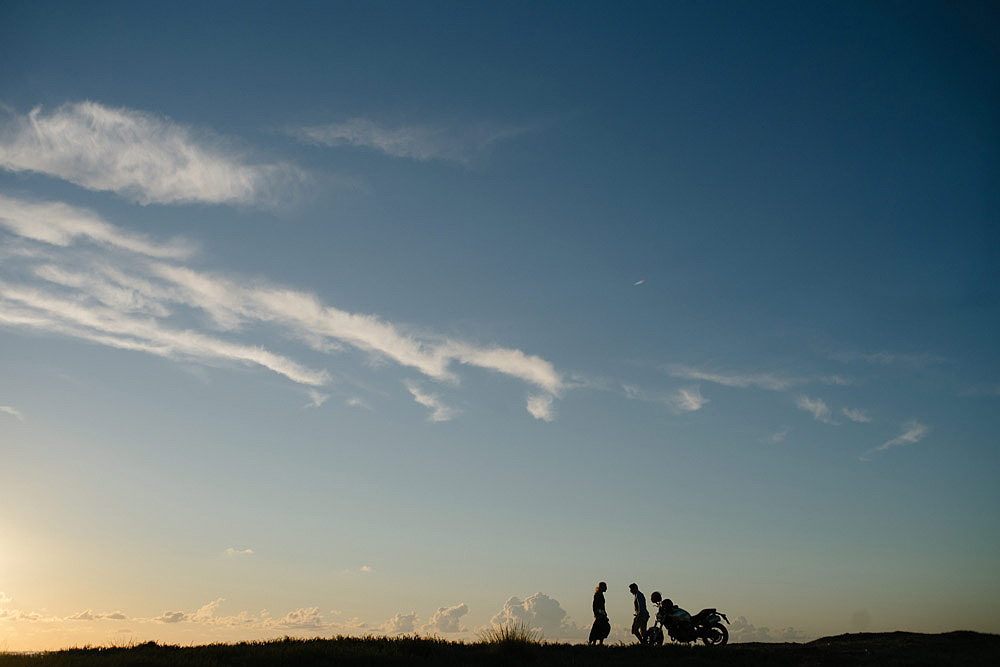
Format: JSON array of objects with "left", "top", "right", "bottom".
[
  {"left": 860, "top": 421, "right": 929, "bottom": 460},
  {"left": 842, "top": 407, "right": 872, "bottom": 423},
  {"left": 0, "top": 281, "right": 332, "bottom": 386},
  {"left": 765, "top": 426, "right": 791, "bottom": 444},
  {"left": 346, "top": 396, "right": 373, "bottom": 410},
  {"left": 0, "top": 195, "right": 564, "bottom": 419},
  {"left": 0, "top": 194, "right": 194, "bottom": 259},
  {"left": 0, "top": 405, "right": 23, "bottom": 420},
  {"left": 960, "top": 384, "right": 1000, "bottom": 397},
  {"left": 289, "top": 117, "right": 528, "bottom": 164},
  {"left": 828, "top": 349, "right": 947, "bottom": 368},
  {"left": 672, "top": 386, "right": 709, "bottom": 412},
  {"left": 666, "top": 364, "right": 850, "bottom": 391},
  {"left": 795, "top": 395, "right": 836, "bottom": 424},
  {"left": 403, "top": 380, "right": 459, "bottom": 422},
  {"left": 304, "top": 390, "right": 330, "bottom": 408},
  {"left": 0, "top": 102, "right": 305, "bottom": 205}
]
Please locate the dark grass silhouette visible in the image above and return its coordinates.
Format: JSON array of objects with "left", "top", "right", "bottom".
[{"left": 0, "top": 631, "right": 997, "bottom": 666}]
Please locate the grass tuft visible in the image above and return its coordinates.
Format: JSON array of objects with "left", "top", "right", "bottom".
[{"left": 478, "top": 621, "right": 543, "bottom": 646}]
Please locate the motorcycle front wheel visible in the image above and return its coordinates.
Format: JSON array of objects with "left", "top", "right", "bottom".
[
  {"left": 646, "top": 626, "right": 664, "bottom": 646},
  {"left": 701, "top": 622, "right": 729, "bottom": 647}
]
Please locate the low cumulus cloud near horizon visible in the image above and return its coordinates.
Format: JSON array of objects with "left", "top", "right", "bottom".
[
  {"left": 2, "top": 592, "right": 818, "bottom": 645},
  {"left": 488, "top": 592, "right": 582, "bottom": 641},
  {"left": 728, "top": 616, "right": 807, "bottom": 643}
]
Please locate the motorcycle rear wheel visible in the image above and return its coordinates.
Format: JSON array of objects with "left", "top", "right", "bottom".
[
  {"left": 701, "top": 622, "right": 729, "bottom": 647},
  {"left": 646, "top": 627, "right": 664, "bottom": 646}
]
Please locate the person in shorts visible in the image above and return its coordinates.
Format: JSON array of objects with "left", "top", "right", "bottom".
[{"left": 629, "top": 582, "right": 648, "bottom": 643}]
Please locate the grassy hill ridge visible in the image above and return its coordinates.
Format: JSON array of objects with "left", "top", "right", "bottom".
[{"left": 1, "top": 631, "right": 997, "bottom": 666}]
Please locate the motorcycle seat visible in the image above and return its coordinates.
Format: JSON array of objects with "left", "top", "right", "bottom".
[{"left": 691, "top": 608, "right": 718, "bottom": 623}]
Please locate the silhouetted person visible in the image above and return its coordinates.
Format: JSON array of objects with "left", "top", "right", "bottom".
[
  {"left": 589, "top": 581, "right": 609, "bottom": 645},
  {"left": 629, "top": 582, "right": 648, "bottom": 643}
]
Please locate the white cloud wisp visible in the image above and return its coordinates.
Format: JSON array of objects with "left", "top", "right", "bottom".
[
  {"left": 0, "top": 194, "right": 563, "bottom": 419},
  {"left": 290, "top": 117, "right": 527, "bottom": 164},
  {"left": 0, "top": 194, "right": 193, "bottom": 259},
  {"left": 0, "top": 405, "right": 23, "bottom": 420},
  {"left": 667, "top": 364, "right": 850, "bottom": 391},
  {"left": 860, "top": 421, "right": 929, "bottom": 460},
  {"left": 842, "top": 407, "right": 872, "bottom": 423},
  {"left": 0, "top": 102, "right": 303, "bottom": 205},
  {"left": 795, "top": 395, "right": 836, "bottom": 424},
  {"left": 671, "top": 386, "right": 709, "bottom": 412},
  {"left": 404, "top": 380, "right": 459, "bottom": 423}
]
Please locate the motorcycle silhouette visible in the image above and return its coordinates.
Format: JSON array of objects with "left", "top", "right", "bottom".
[{"left": 645, "top": 591, "right": 730, "bottom": 646}]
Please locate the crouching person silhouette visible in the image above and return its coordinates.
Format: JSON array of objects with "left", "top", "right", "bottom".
[
  {"left": 629, "top": 582, "right": 649, "bottom": 644},
  {"left": 589, "top": 581, "right": 610, "bottom": 645}
]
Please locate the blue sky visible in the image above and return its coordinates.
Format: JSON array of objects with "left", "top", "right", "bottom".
[{"left": 1, "top": 0, "right": 998, "bottom": 650}]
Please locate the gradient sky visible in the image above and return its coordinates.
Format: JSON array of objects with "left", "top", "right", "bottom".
[{"left": 1, "top": 0, "right": 998, "bottom": 652}]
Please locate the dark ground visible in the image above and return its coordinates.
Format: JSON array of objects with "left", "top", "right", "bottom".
[{"left": 1, "top": 631, "right": 997, "bottom": 666}]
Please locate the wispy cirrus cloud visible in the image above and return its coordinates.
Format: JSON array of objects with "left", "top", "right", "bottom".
[
  {"left": 0, "top": 102, "right": 305, "bottom": 205},
  {"left": 0, "top": 193, "right": 564, "bottom": 419},
  {"left": 795, "top": 395, "right": 836, "bottom": 424},
  {"left": 346, "top": 396, "right": 373, "bottom": 410},
  {"left": 842, "top": 407, "right": 872, "bottom": 423},
  {"left": 860, "top": 421, "right": 928, "bottom": 460},
  {"left": 616, "top": 381, "right": 709, "bottom": 415},
  {"left": 765, "top": 426, "right": 791, "bottom": 444},
  {"left": 0, "top": 405, "right": 23, "bottom": 420},
  {"left": 404, "top": 380, "right": 459, "bottom": 422},
  {"left": 960, "top": 383, "right": 1000, "bottom": 397},
  {"left": 666, "top": 364, "right": 849, "bottom": 391},
  {"left": 289, "top": 117, "right": 528, "bottom": 164},
  {"left": 0, "top": 194, "right": 194, "bottom": 259},
  {"left": 526, "top": 393, "right": 555, "bottom": 422},
  {"left": 304, "top": 390, "right": 330, "bottom": 408},
  {"left": 671, "top": 386, "right": 708, "bottom": 412},
  {"left": 147, "top": 263, "right": 563, "bottom": 400},
  {"left": 828, "top": 349, "right": 947, "bottom": 367},
  {"left": 0, "top": 280, "right": 331, "bottom": 386}
]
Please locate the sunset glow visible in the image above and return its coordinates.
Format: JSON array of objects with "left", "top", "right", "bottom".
[{"left": 1, "top": 0, "right": 998, "bottom": 653}]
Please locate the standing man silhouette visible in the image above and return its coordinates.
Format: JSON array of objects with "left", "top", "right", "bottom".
[{"left": 629, "top": 582, "right": 648, "bottom": 644}]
